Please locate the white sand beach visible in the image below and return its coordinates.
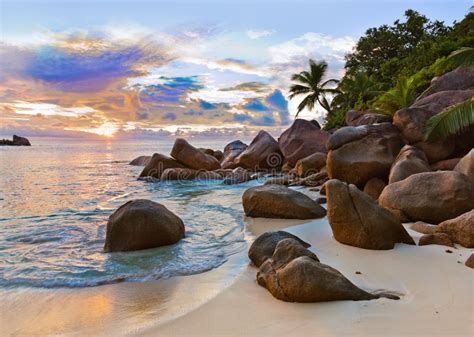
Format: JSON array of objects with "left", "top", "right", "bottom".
[{"left": 2, "top": 206, "right": 472, "bottom": 337}]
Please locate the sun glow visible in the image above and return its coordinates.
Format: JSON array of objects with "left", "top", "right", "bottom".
[{"left": 66, "top": 122, "right": 119, "bottom": 138}]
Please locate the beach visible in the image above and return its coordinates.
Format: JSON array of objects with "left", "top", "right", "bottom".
[{"left": 2, "top": 200, "right": 472, "bottom": 336}]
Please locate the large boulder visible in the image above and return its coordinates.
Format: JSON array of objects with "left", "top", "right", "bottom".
[
  {"left": 294, "top": 152, "right": 327, "bottom": 177},
  {"left": 234, "top": 131, "right": 282, "bottom": 170},
  {"left": 199, "top": 148, "right": 223, "bottom": 162},
  {"left": 417, "top": 67, "right": 474, "bottom": 100},
  {"left": 242, "top": 185, "right": 326, "bottom": 219},
  {"left": 248, "top": 231, "right": 311, "bottom": 267},
  {"left": 326, "top": 179, "right": 414, "bottom": 249},
  {"left": 388, "top": 145, "right": 431, "bottom": 184},
  {"left": 431, "top": 158, "right": 461, "bottom": 171},
  {"left": 327, "top": 123, "right": 405, "bottom": 187},
  {"left": 129, "top": 155, "right": 151, "bottom": 166},
  {"left": 436, "top": 209, "right": 474, "bottom": 248},
  {"left": 363, "top": 178, "right": 386, "bottom": 201},
  {"left": 139, "top": 153, "right": 186, "bottom": 178},
  {"left": 454, "top": 149, "right": 474, "bottom": 184},
  {"left": 257, "top": 255, "right": 383, "bottom": 302},
  {"left": 278, "top": 119, "right": 330, "bottom": 167},
  {"left": 379, "top": 171, "right": 474, "bottom": 223},
  {"left": 104, "top": 199, "right": 185, "bottom": 252},
  {"left": 413, "top": 139, "right": 455, "bottom": 164},
  {"left": 410, "top": 89, "right": 474, "bottom": 114},
  {"left": 171, "top": 138, "right": 221, "bottom": 171},
  {"left": 345, "top": 110, "right": 392, "bottom": 126},
  {"left": 220, "top": 140, "right": 248, "bottom": 169}
]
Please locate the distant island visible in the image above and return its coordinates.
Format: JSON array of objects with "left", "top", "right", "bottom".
[{"left": 0, "top": 135, "right": 31, "bottom": 146}]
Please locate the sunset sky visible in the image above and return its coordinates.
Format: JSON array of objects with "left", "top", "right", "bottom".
[{"left": 0, "top": 0, "right": 471, "bottom": 139}]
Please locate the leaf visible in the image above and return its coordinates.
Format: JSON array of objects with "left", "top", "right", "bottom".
[
  {"left": 424, "top": 98, "right": 474, "bottom": 142},
  {"left": 446, "top": 47, "right": 474, "bottom": 68}
]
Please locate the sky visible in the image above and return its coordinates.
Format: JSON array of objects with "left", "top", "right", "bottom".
[{"left": 0, "top": 0, "right": 471, "bottom": 139}]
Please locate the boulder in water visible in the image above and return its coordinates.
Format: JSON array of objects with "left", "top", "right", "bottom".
[{"left": 171, "top": 138, "right": 221, "bottom": 171}]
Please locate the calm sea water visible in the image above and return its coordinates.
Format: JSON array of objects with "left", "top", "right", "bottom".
[{"left": 0, "top": 137, "right": 255, "bottom": 288}]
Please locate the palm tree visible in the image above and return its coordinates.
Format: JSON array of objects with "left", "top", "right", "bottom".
[
  {"left": 424, "top": 98, "right": 474, "bottom": 142},
  {"left": 372, "top": 76, "right": 417, "bottom": 115},
  {"left": 331, "top": 71, "right": 381, "bottom": 111},
  {"left": 288, "top": 59, "right": 339, "bottom": 118}
]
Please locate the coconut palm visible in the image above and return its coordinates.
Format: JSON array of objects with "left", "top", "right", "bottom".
[
  {"left": 424, "top": 98, "right": 474, "bottom": 142},
  {"left": 288, "top": 59, "right": 339, "bottom": 118},
  {"left": 372, "top": 76, "right": 417, "bottom": 115},
  {"left": 331, "top": 71, "right": 381, "bottom": 111}
]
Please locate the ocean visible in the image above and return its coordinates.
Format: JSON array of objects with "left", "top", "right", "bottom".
[{"left": 0, "top": 137, "right": 255, "bottom": 288}]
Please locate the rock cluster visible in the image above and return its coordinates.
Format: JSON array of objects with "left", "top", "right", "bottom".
[{"left": 0, "top": 135, "right": 31, "bottom": 146}]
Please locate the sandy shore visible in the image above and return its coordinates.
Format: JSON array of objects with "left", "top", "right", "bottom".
[{"left": 2, "top": 197, "right": 473, "bottom": 336}]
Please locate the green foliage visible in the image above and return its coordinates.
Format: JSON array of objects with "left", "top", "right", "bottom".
[
  {"left": 288, "top": 59, "right": 339, "bottom": 117},
  {"left": 323, "top": 109, "right": 347, "bottom": 131},
  {"left": 445, "top": 47, "right": 474, "bottom": 67},
  {"left": 371, "top": 77, "right": 417, "bottom": 115},
  {"left": 424, "top": 99, "right": 474, "bottom": 142}
]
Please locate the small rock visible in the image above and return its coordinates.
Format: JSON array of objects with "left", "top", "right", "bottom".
[
  {"left": 465, "top": 254, "right": 474, "bottom": 268},
  {"left": 418, "top": 233, "right": 454, "bottom": 247}
]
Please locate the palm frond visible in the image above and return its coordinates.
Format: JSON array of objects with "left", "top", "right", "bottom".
[
  {"left": 296, "top": 94, "right": 316, "bottom": 115},
  {"left": 288, "top": 84, "right": 311, "bottom": 99},
  {"left": 321, "top": 79, "right": 340, "bottom": 88},
  {"left": 424, "top": 98, "right": 474, "bottom": 142}
]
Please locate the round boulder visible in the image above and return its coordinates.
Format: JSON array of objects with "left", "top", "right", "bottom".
[{"left": 104, "top": 199, "right": 185, "bottom": 252}]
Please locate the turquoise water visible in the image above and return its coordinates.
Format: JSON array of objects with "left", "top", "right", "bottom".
[{"left": 0, "top": 137, "right": 255, "bottom": 288}]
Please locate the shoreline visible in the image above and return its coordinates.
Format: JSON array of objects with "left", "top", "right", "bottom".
[{"left": 2, "top": 199, "right": 472, "bottom": 336}]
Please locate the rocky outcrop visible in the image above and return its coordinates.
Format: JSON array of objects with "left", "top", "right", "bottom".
[
  {"left": 171, "top": 138, "right": 221, "bottom": 171},
  {"left": 294, "top": 152, "right": 327, "bottom": 177},
  {"left": 129, "top": 155, "right": 151, "bottom": 166},
  {"left": 0, "top": 135, "right": 31, "bottom": 146},
  {"left": 104, "top": 199, "right": 185, "bottom": 252},
  {"left": 278, "top": 119, "right": 330, "bottom": 167},
  {"left": 363, "top": 178, "right": 386, "bottom": 201},
  {"left": 139, "top": 153, "right": 186, "bottom": 178},
  {"left": 388, "top": 145, "right": 431, "bottom": 184},
  {"left": 220, "top": 140, "right": 248, "bottom": 169},
  {"left": 417, "top": 67, "right": 474, "bottom": 99},
  {"left": 418, "top": 233, "right": 454, "bottom": 247},
  {"left": 222, "top": 167, "right": 253, "bottom": 185},
  {"left": 413, "top": 139, "right": 455, "bottom": 164},
  {"left": 454, "top": 149, "right": 474, "bottom": 184},
  {"left": 199, "top": 148, "right": 223, "bottom": 162},
  {"left": 242, "top": 185, "right": 326, "bottom": 219},
  {"left": 345, "top": 110, "right": 391, "bottom": 126},
  {"left": 234, "top": 131, "right": 282, "bottom": 170},
  {"left": 248, "top": 231, "right": 311, "bottom": 268},
  {"left": 255, "top": 237, "right": 398, "bottom": 302},
  {"left": 436, "top": 209, "right": 474, "bottom": 248},
  {"left": 327, "top": 123, "right": 405, "bottom": 187},
  {"left": 379, "top": 171, "right": 474, "bottom": 223},
  {"left": 326, "top": 179, "right": 414, "bottom": 249}
]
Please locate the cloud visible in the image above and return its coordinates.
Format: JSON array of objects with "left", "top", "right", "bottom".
[{"left": 246, "top": 29, "right": 276, "bottom": 39}]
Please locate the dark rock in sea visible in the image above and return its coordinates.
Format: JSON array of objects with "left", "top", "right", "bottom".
[
  {"left": 139, "top": 153, "right": 186, "bottom": 178},
  {"left": 222, "top": 167, "right": 253, "bottom": 185},
  {"left": 220, "top": 140, "right": 248, "bottom": 169},
  {"left": 242, "top": 184, "right": 326, "bottom": 219},
  {"left": 362, "top": 177, "right": 386, "bottom": 201},
  {"left": 418, "top": 233, "right": 454, "bottom": 247},
  {"left": 326, "top": 123, "right": 405, "bottom": 187},
  {"left": 326, "top": 179, "right": 414, "bottom": 250},
  {"left": 388, "top": 145, "right": 431, "bottom": 184},
  {"left": 294, "top": 152, "right": 327, "bottom": 177},
  {"left": 278, "top": 119, "right": 330, "bottom": 167},
  {"left": 104, "top": 199, "right": 185, "bottom": 252},
  {"left": 248, "top": 231, "right": 311, "bottom": 268},
  {"left": 234, "top": 131, "right": 282, "bottom": 171},
  {"left": 436, "top": 209, "right": 474, "bottom": 248},
  {"left": 160, "top": 168, "right": 222, "bottom": 181},
  {"left": 0, "top": 135, "right": 31, "bottom": 146},
  {"left": 171, "top": 138, "right": 221, "bottom": 171},
  {"left": 345, "top": 110, "right": 392, "bottom": 126},
  {"left": 129, "top": 155, "right": 151, "bottom": 166},
  {"left": 379, "top": 171, "right": 474, "bottom": 224}
]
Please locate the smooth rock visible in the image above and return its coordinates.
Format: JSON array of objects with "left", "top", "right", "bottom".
[
  {"left": 363, "top": 178, "right": 386, "bottom": 201},
  {"left": 326, "top": 179, "right": 415, "bottom": 249},
  {"left": 345, "top": 110, "right": 392, "bottom": 126},
  {"left": 418, "top": 233, "right": 454, "bottom": 247},
  {"left": 235, "top": 131, "right": 282, "bottom": 170},
  {"left": 248, "top": 231, "right": 311, "bottom": 267},
  {"left": 223, "top": 167, "right": 253, "bottom": 185},
  {"left": 242, "top": 185, "right": 326, "bottom": 219},
  {"left": 129, "top": 155, "right": 151, "bottom": 166},
  {"left": 379, "top": 171, "right": 474, "bottom": 223},
  {"left": 104, "top": 199, "right": 185, "bottom": 252},
  {"left": 465, "top": 254, "right": 474, "bottom": 269},
  {"left": 454, "top": 149, "right": 474, "bottom": 184},
  {"left": 417, "top": 67, "right": 474, "bottom": 99},
  {"left": 139, "top": 153, "right": 186, "bottom": 178},
  {"left": 388, "top": 145, "right": 431, "bottom": 183},
  {"left": 171, "top": 138, "right": 221, "bottom": 171},
  {"left": 410, "top": 222, "right": 437, "bottom": 234},
  {"left": 436, "top": 209, "right": 474, "bottom": 248},
  {"left": 431, "top": 158, "right": 461, "bottom": 171},
  {"left": 220, "top": 140, "right": 248, "bottom": 169},
  {"left": 278, "top": 119, "right": 330, "bottom": 166},
  {"left": 294, "top": 152, "right": 327, "bottom": 177}
]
